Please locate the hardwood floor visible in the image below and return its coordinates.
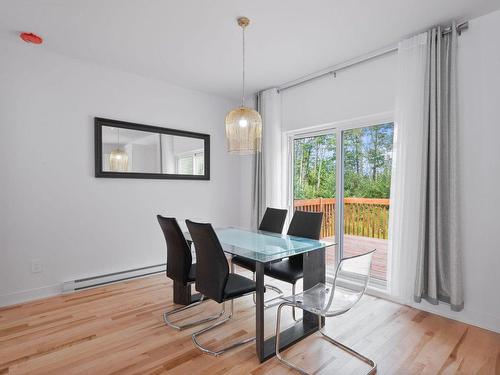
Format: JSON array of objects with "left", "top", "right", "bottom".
[{"left": 1, "top": 274, "right": 499, "bottom": 374}]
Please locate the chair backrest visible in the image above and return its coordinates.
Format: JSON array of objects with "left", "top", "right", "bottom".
[
  {"left": 259, "top": 207, "right": 288, "bottom": 233},
  {"left": 287, "top": 210, "right": 323, "bottom": 240},
  {"left": 287, "top": 211, "right": 323, "bottom": 267},
  {"left": 157, "top": 215, "right": 192, "bottom": 284},
  {"left": 185, "top": 220, "right": 229, "bottom": 303},
  {"left": 322, "top": 250, "right": 375, "bottom": 316}
]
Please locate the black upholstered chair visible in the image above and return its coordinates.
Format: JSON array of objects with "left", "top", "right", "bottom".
[
  {"left": 265, "top": 210, "right": 323, "bottom": 320},
  {"left": 157, "top": 215, "right": 223, "bottom": 330},
  {"left": 186, "top": 220, "right": 257, "bottom": 356},
  {"left": 257, "top": 207, "right": 289, "bottom": 233},
  {"left": 231, "top": 207, "right": 288, "bottom": 304}
]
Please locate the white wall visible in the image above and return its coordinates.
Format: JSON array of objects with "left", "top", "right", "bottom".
[
  {"left": 398, "top": 9, "right": 500, "bottom": 333},
  {"left": 240, "top": 10, "right": 500, "bottom": 332},
  {"left": 0, "top": 41, "right": 241, "bottom": 306},
  {"left": 438, "top": 9, "right": 500, "bottom": 332},
  {"left": 281, "top": 52, "right": 397, "bottom": 132},
  {"left": 239, "top": 52, "right": 397, "bottom": 228},
  {"left": 389, "top": 8, "right": 500, "bottom": 334}
]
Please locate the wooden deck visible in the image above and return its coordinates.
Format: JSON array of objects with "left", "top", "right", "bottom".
[
  {"left": 325, "top": 235, "right": 388, "bottom": 281},
  {"left": 1, "top": 275, "right": 499, "bottom": 374}
]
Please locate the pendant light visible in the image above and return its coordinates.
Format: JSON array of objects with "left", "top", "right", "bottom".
[
  {"left": 225, "top": 17, "right": 262, "bottom": 154},
  {"left": 109, "top": 128, "right": 129, "bottom": 172}
]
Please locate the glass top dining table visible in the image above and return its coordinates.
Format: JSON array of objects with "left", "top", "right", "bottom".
[
  {"left": 184, "top": 226, "right": 334, "bottom": 263},
  {"left": 183, "top": 226, "right": 335, "bottom": 362}
]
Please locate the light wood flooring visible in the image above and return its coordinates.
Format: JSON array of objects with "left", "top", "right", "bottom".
[{"left": 0, "top": 273, "right": 499, "bottom": 374}]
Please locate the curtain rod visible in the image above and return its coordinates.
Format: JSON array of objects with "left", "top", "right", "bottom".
[{"left": 278, "top": 21, "right": 468, "bottom": 93}]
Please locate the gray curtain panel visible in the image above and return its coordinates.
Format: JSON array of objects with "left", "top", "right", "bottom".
[
  {"left": 251, "top": 92, "right": 265, "bottom": 230},
  {"left": 414, "top": 23, "right": 464, "bottom": 311}
]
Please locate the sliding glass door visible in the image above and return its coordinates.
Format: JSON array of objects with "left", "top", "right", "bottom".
[
  {"left": 292, "top": 133, "right": 337, "bottom": 268},
  {"left": 291, "top": 121, "right": 394, "bottom": 286},
  {"left": 341, "top": 123, "right": 394, "bottom": 284}
]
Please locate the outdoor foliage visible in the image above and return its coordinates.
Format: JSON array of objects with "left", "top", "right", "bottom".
[{"left": 293, "top": 123, "right": 394, "bottom": 199}]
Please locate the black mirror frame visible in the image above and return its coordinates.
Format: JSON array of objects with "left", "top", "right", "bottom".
[{"left": 94, "top": 117, "right": 210, "bottom": 180}]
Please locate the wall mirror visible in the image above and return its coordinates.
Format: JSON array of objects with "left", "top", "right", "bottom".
[{"left": 95, "top": 118, "right": 210, "bottom": 180}]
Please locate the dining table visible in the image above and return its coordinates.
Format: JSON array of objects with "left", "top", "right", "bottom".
[{"left": 182, "top": 226, "right": 335, "bottom": 362}]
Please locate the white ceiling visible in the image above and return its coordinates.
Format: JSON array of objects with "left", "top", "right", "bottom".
[{"left": 2, "top": 0, "right": 499, "bottom": 100}]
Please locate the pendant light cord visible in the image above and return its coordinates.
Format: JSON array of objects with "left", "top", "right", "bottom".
[{"left": 241, "top": 25, "right": 245, "bottom": 107}]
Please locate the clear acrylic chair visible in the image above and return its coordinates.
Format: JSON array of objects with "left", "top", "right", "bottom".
[
  {"left": 275, "top": 250, "right": 377, "bottom": 375},
  {"left": 265, "top": 210, "right": 324, "bottom": 321}
]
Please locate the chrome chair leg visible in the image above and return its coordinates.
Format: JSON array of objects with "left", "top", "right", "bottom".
[
  {"left": 250, "top": 272, "right": 285, "bottom": 308},
  {"left": 230, "top": 256, "right": 235, "bottom": 273},
  {"left": 318, "top": 327, "right": 377, "bottom": 374},
  {"left": 262, "top": 284, "right": 286, "bottom": 308},
  {"left": 291, "top": 284, "right": 302, "bottom": 322},
  {"left": 275, "top": 303, "right": 377, "bottom": 375},
  {"left": 192, "top": 299, "right": 255, "bottom": 356},
  {"left": 275, "top": 302, "right": 309, "bottom": 375},
  {"left": 229, "top": 259, "right": 285, "bottom": 308},
  {"left": 254, "top": 280, "right": 300, "bottom": 320},
  {"left": 163, "top": 295, "right": 224, "bottom": 330}
]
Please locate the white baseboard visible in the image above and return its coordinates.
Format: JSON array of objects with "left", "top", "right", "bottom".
[
  {"left": 0, "top": 284, "right": 62, "bottom": 308},
  {"left": 365, "top": 287, "right": 500, "bottom": 334},
  {"left": 0, "top": 264, "right": 166, "bottom": 309},
  {"left": 406, "top": 300, "right": 500, "bottom": 334},
  {"left": 62, "top": 264, "right": 165, "bottom": 293}
]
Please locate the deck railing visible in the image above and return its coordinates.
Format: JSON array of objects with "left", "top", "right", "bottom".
[{"left": 294, "top": 197, "right": 390, "bottom": 239}]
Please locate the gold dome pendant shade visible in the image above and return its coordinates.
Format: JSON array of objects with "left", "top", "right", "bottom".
[
  {"left": 109, "top": 148, "right": 128, "bottom": 172},
  {"left": 109, "top": 128, "right": 129, "bottom": 172},
  {"left": 225, "top": 17, "right": 262, "bottom": 154},
  {"left": 225, "top": 106, "right": 262, "bottom": 154}
]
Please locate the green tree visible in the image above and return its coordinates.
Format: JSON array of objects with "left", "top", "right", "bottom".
[{"left": 293, "top": 123, "right": 394, "bottom": 200}]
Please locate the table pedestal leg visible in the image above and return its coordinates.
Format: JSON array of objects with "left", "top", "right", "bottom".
[
  {"left": 303, "top": 248, "right": 326, "bottom": 327},
  {"left": 255, "top": 262, "right": 265, "bottom": 360},
  {"left": 257, "top": 248, "right": 326, "bottom": 362}
]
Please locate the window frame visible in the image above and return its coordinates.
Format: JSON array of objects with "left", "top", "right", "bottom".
[
  {"left": 285, "top": 111, "right": 394, "bottom": 293},
  {"left": 175, "top": 148, "right": 205, "bottom": 175}
]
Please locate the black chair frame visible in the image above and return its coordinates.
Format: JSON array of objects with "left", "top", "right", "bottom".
[
  {"left": 157, "top": 215, "right": 223, "bottom": 330},
  {"left": 186, "top": 220, "right": 257, "bottom": 356}
]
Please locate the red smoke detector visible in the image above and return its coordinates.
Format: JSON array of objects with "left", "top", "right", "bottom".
[{"left": 20, "top": 32, "right": 43, "bottom": 44}]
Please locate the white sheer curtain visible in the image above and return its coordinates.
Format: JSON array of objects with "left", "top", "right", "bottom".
[
  {"left": 251, "top": 88, "right": 285, "bottom": 228},
  {"left": 388, "top": 33, "right": 428, "bottom": 303}
]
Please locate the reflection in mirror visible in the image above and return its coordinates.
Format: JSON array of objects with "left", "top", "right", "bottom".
[
  {"left": 101, "top": 126, "right": 205, "bottom": 175},
  {"left": 160, "top": 134, "right": 205, "bottom": 175}
]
